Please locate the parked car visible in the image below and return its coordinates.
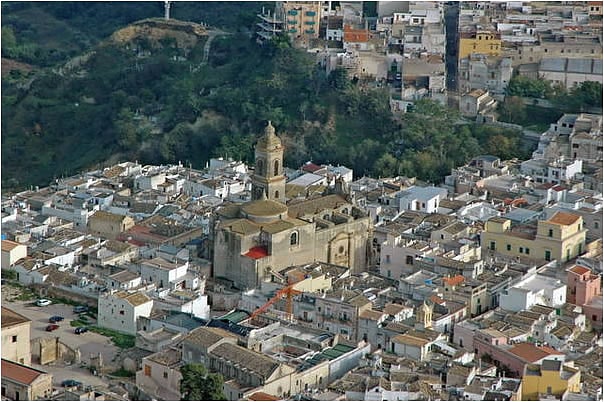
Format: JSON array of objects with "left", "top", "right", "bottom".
[
  {"left": 61, "top": 379, "right": 82, "bottom": 388},
  {"left": 73, "top": 306, "right": 88, "bottom": 313},
  {"left": 74, "top": 327, "right": 88, "bottom": 334},
  {"left": 46, "top": 324, "right": 59, "bottom": 332},
  {"left": 36, "top": 299, "right": 52, "bottom": 307},
  {"left": 49, "top": 315, "right": 64, "bottom": 323}
]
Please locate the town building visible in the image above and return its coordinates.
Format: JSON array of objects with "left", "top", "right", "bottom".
[
  {"left": 97, "top": 290, "right": 153, "bottom": 335},
  {"left": 1, "top": 359, "right": 52, "bottom": 401},
  {"left": 88, "top": 210, "right": 135, "bottom": 240},
  {"left": 1, "top": 240, "right": 27, "bottom": 268},
  {"left": 136, "top": 348, "right": 182, "bottom": 401},
  {"left": 481, "top": 211, "right": 587, "bottom": 263},
  {"left": 521, "top": 360, "right": 581, "bottom": 400},
  {"left": 459, "top": 30, "right": 502, "bottom": 60},
  {"left": 1, "top": 307, "right": 31, "bottom": 366}
]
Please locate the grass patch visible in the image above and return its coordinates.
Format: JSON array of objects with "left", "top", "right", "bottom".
[
  {"left": 110, "top": 368, "right": 135, "bottom": 378},
  {"left": 89, "top": 326, "right": 135, "bottom": 349},
  {"left": 13, "top": 286, "right": 37, "bottom": 301},
  {"left": 70, "top": 320, "right": 86, "bottom": 327}
]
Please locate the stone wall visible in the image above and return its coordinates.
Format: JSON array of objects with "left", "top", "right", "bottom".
[{"left": 31, "top": 337, "right": 80, "bottom": 365}]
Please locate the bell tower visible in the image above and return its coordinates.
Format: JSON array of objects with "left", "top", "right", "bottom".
[{"left": 252, "top": 121, "right": 286, "bottom": 203}]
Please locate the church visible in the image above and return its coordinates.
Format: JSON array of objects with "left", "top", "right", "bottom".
[{"left": 212, "top": 122, "right": 373, "bottom": 290}]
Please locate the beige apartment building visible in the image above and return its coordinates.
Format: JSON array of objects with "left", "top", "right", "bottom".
[
  {"left": 482, "top": 211, "right": 587, "bottom": 263},
  {"left": 88, "top": 210, "right": 135, "bottom": 240},
  {"left": 1, "top": 307, "right": 31, "bottom": 366},
  {"left": 278, "top": 1, "right": 321, "bottom": 46}
]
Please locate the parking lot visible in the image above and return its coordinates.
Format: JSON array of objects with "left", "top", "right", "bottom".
[{"left": 2, "top": 288, "right": 122, "bottom": 386}]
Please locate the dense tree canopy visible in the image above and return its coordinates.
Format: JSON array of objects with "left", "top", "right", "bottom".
[
  {"left": 2, "top": 3, "right": 532, "bottom": 190},
  {"left": 180, "top": 363, "right": 226, "bottom": 401}
]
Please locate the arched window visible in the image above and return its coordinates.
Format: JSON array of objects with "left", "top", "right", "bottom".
[
  {"left": 257, "top": 159, "right": 264, "bottom": 175},
  {"left": 290, "top": 231, "right": 298, "bottom": 245},
  {"left": 274, "top": 160, "right": 280, "bottom": 176},
  {"left": 275, "top": 190, "right": 280, "bottom": 199}
]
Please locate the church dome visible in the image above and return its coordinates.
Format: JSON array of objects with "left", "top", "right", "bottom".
[
  {"left": 241, "top": 199, "right": 288, "bottom": 223},
  {"left": 256, "top": 121, "right": 282, "bottom": 150}
]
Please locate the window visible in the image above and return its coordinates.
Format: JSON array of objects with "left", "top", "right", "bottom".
[
  {"left": 593, "top": 315, "right": 597, "bottom": 321},
  {"left": 506, "top": 244, "right": 511, "bottom": 251},
  {"left": 406, "top": 255, "right": 414, "bottom": 265},
  {"left": 120, "top": 310, "right": 125, "bottom": 315},
  {"left": 274, "top": 160, "right": 279, "bottom": 176},
  {"left": 489, "top": 241, "right": 496, "bottom": 251},
  {"left": 387, "top": 270, "right": 391, "bottom": 278},
  {"left": 547, "top": 386, "right": 552, "bottom": 395},
  {"left": 290, "top": 231, "right": 298, "bottom": 245},
  {"left": 163, "top": 372, "right": 168, "bottom": 379},
  {"left": 519, "top": 247, "right": 524, "bottom": 253},
  {"left": 545, "top": 250, "right": 551, "bottom": 261},
  {"left": 257, "top": 159, "right": 264, "bottom": 175},
  {"left": 144, "top": 365, "right": 151, "bottom": 376},
  {"left": 11, "top": 335, "right": 17, "bottom": 343},
  {"left": 595, "top": 222, "right": 599, "bottom": 229},
  {"left": 548, "top": 229, "right": 553, "bottom": 237},
  {"left": 275, "top": 190, "right": 279, "bottom": 199},
  {"left": 525, "top": 248, "right": 530, "bottom": 255}
]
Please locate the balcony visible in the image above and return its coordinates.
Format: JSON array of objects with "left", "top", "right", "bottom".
[
  {"left": 288, "top": 10, "right": 298, "bottom": 15},
  {"left": 289, "top": 28, "right": 297, "bottom": 33},
  {"left": 305, "top": 11, "right": 316, "bottom": 16},
  {"left": 304, "top": 20, "right": 316, "bottom": 25},
  {"left": 305, "top": 29, "right": 316, "bottom": 34},
  {"left": 287, "top": 20, "right": 297, "bottom": 24}
]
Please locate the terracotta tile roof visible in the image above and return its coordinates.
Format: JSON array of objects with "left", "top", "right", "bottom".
[
  {"left": 430, "top": 295, "right": 445, "bottom": 305},
  {"left": 91, "top": 210, "right": 129, "bottom": 223},
  {"left": 547, "top": 211, "right": 580, "bottom": 226},
  {"left": 443, "top": 275, "right": 465, "bottom": 287},
  {"left": 248, "top": 392, "right": 280, "bottom": 401},
  {"left": 392, "top": 333, "right": 430, "bottom": 347},
  {"left": 569, "top": 265, "right": 590, "bottom": 275},
  {"left": 184, "top": 327, "right": 236, "bottom": 349},
  {"left": 1, "top": 307, "right": 31, "bottom": 328},
  {"left": 509, "top": 343, "right": 563, "bottom": 363},
  {"left": 1, "top": 359, "right": 47, "bottom": 385},
  {"left": 1, "top": 239, "right": 23, "bottom": 252},
  {"left": 113, "top": 291, "right": 151, "bottom": 306},
  {"left": 301, "top": 162, "right": 322, "bottom": 173},
  {"left": 359, "top": 309, "right": 386, "bottom": 321}
]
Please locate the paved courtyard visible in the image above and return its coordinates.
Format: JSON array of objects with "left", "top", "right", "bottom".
[{"left": 2, "top": 286, "right": 123, "bottom": 387}]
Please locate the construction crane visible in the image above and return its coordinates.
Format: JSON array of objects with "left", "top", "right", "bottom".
[{"left": 249, "top": 283, "right": 302, "bottom": 321}]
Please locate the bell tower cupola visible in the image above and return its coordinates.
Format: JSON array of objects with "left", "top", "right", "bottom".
[{"left": 252, "top": 121, "right": 286, "bottom": 203}]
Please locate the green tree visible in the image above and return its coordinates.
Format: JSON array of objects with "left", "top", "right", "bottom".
[
  {"left": 498, "top": 96, "right": 526, "bottom": 124},
  {"left": 180, "top": 363, "right": 226, "bottom": 401},
  {"left": 1, "top": 26, "right": 17, "bottom": 51}
]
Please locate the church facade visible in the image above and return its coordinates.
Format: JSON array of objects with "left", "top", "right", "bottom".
[{"left": 212, "top": 122, "right": 372, "bottom": 290}]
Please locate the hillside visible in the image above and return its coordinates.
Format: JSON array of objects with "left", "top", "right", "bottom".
[{"left": 2, "top": 3, "right": 530, "bottom": 191}]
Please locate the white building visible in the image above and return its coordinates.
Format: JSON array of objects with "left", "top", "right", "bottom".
[
  {"left": 134, "top": 173, "right": 166, "bottom": 191},
  {"left": 1, "top": 240, "right": 27, "bottom": 268},
  {"left": 499, "top": 273, "right": 567, "bottom": 312},
  {"left": 391, "top": 186, "right": 448, "bottom": 213},
  {"left": 97, "top": 290, "right": 153, "bottom": 335},
  {"left": 520, "top": 158, "right": 583, "bottom": 185},
  {"left": 139, "top": 257, "right": 190, "bottom": 290},
  {"left": 152, "top": 289, "right": 210, "bottom": 320}
]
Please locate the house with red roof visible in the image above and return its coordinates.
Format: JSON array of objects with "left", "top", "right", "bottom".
[{"left": 1, "top": 359, "right": 53, "bottom": 401}]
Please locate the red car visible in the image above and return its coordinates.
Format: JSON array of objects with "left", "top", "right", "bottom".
[{"left": 46, "top": 324, "right": 59, "bottom": 332}]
